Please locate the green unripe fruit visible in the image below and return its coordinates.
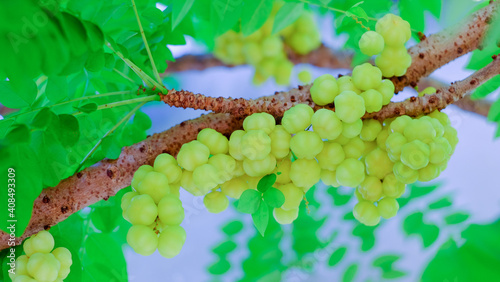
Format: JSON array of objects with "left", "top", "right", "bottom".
[
  {"left": 377, "top": 197, "right": 399, "bottom": 219},
  {"left": 310, "top": 74, "right": 339, "bottom": 105},
  {"left": 126, "top": 194, "right": 158, "bottom": 226},
  {"left": 177, "top": 141, "right": 210, "bottom": 171},
  {"left": 352, "top": 63, "right": 382, "bottom": 90},
  {"left": 273, "top": 208, "right": 299, "bottom": 224},
  {"left": 204, "top": 191, "right": 229, "bottom": 213},
  {"left": 241, "top": 130, "right": 272, "bottom": 161},
  {"left": 243, "top": 112, "right": 276, "bottom": 134},
  {"left": 158, "top": 194, "right": 184, "bottom": 226},
  {"left": 290, "top": 131, "right": 324, "bottom": 159},
  {"left": 334, "top": 91, "right": 366, "bottom": 123},
  {"left": 353, "top": 200, "right": 380, "bottom": 226},
  {"left": 282, "top": 104, "right": 314, "bottom": 134},
  {"left": 127, "top": 225, "right": 158, "bottom": 256},
  {"left": 27, "top": 253, "right": 60, "bottom": 282},
  {"left": 158, "top": 226, "right": 186, "bottom": 259},
  {"left": 359, "top": 30, "right": 384, "bottom": 56}
]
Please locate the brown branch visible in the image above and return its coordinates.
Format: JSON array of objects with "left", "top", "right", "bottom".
[
  {"left": 1, "top": 1, "right": 498, "bottom": 250},
  {"left": 365, "top": 56, "right": 500, "bottom": 120},
  {"left": 0, "top": 113, "right": 245, "bottom": 249},
  {"left": 453, "top": 96, "right": 492, "bottom": 117},
  {"left": 161, "top": 85, "right": 313, "bottom": 117},
  {"left": 418, "top": 77, "right": 492, "bottom": 118},
  {"left": 161, "top": 56, "right": 499, "bottom": 121},
  {"left": 391, "top": 0, "right": 496, "bottom": 92},
  {"left": 163, "top": 44, "right": 354, "bottom": 74}
]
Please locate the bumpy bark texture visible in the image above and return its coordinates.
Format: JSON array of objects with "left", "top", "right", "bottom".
[{"left": 364, "top": 56, "right": 500, "bottom": 120}]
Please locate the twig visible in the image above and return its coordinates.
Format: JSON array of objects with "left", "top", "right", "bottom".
[
  {"left": 418, "top": 77, "right": 492, "bottom": 118},
  {"left": 364, "top": 56, "right": 500, "bottom": 120},
  {"left": 163, "top": 44, "right": 354, "bottom": 74}
]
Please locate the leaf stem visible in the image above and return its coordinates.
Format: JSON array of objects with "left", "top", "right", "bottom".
[
  {"left": 131, "top": 0, "right": 163, "bottom": 85},
  {"left": 75, "top": 100, "right": 148, "bottom": 172},
  {"left": 106, "top": 42, "right": 167, "bottom": 93},
  {"left": 2, "top": 90, "right": 137, "bottom": 122},
  {"left": 299, "top": 0, "right": 378, "bottom": 21},
  {"left": 113, "top": 68, "right": 136, "bottom": 84},
  {"left": 73, "top": 95, "right": 158, "bottom": 117}
]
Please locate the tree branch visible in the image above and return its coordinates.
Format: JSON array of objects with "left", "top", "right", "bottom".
[
  {"left": 1, "top": 1, "right": 498, "bottom": 250},
  {"left": 163, "top": 44, "right": 354, "bottom": 74},
  {"left": 418, "top": 77, "right": 492, "bottom": 118},
  {"left": 161, "top": 56, "right": 499, "bottom": 120},
  {"left": 364, "top": 56, "right": 500, "bottom": 120}
]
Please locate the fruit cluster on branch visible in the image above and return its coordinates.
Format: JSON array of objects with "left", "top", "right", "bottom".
[{"left": 0, "top": 1, "right": 498, "bottom": 250}]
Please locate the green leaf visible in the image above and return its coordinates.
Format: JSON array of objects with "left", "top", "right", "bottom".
[
  {"left": 428, "top": 197, "right": 452, "bottom": 209},
  {"left": 237, "top": 189, "right": 262, "bottom": 214},
  {"left": 342, "top": 263, "right": 358, "bottom": 282},
  {"left": 257, "top": 173, "right": 276, "bottom": 193},
  {"left": 421, "top": 225, "right": 440, "bottom": 247},
  {"left": 222, "top": 220, "right": 244, "bottom": 235},
  {"left": 210, "top": 0, "right": 244, "bottom": 35},
  {"left": 408, "top": 183, "right": 439, "bottom": 199},
  {"left": 4, "top": 124, "right": 30, "bottom": 145},
  {"left": 60, "top": 12, "right": 89, "bottom": 57},
  {"left": 471, "top": 74, "right": 500, "bottom": 99},
  {"left": 444, "top": 212, "right": 469, "bottom": 225},
  {"left": 208, "top": 257, "right": 231, "bottom": 275},
  {"left": 57, "top": 114, "right": 80, "bottom": 147},
  {"left": 46, "top": 76, "right": 68, "bottom": 103},
  {"left": 488, "top": 98, "right": 500, "bottom": 122},
  {"left": 241, "top": 0, "right": 273, "bottom": 36},
  {"left": 373, "top": 254, "right": 400, "bottom": 272},
  {"left": 142, "top": 7, "right": 165, "bottom": 26},
  {"left": 85, "top": 50, "right": 105, "bottom": 72},
  {"left": 133, "top": 111, "right": 152, "bottom": 131},
  {"left": 212, "top": 240, "right": 237, "bottom": 255},
  {"left": 0, "top": 78, "right": 36, "bottom": 109},
  {"left": 82, "top": 233, "right": 128, "bottom": 280},
  {"left": 89, "top": 192, "right": 128, "bottom": 233},
  {"left": 32, "top": 108, "right": 58, "bottom": 130},
  {"left": 423, "top": 220, "right": 500, "bottom": 281},
  {"left": 382, "top": 270, "right": 407, "bottom": 279},
  {"left": 263, "top": 188, "right": 285, "bottom": 208},
  {"left": 398, "top": 0, "right": 441, "bottom": 32},
  {"left": 0, "top": 145, "right": 44, "bottom": 236},
  {"left": 272, "top": 2, "right": 304, "bottom": 34},
  {"left": 328, "top": 246, "right": 347, "bottom": 267},
  {"left": 327, "top": 187, "right": 352, "bottom": 206},
  {"left": 172, "top": 0, "right": 195, "bottom": 30},
  {"left": 101, "top": 134, "right": 122, "bottom": 159},
  {"left": 346, "top": 6, "right": 368, "bottom": 22},
  {"left": 252, "top": 200, "right": 269, "bottom": 236},
  {"left": 74, "top": 102, "right": 98, "bottom": 114},
  {"left": 83, "top": 21, "right": 104, "bottom": 52},
  {"left": 104, "top": 53, "right": 115, "bottom": 69},
  {"left": 352, "top": 224, "right": 377, "bottom": 251}
]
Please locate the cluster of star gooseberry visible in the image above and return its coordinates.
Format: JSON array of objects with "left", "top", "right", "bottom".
[
  {"left": 10, "top": 230, "right": 73, "bottom": 282},
  {"left": 124, "top": 13, "right": 457, "bottom": 258},
  {"left": 213, "top": 3, "right": 321, "bottom": 85}
]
